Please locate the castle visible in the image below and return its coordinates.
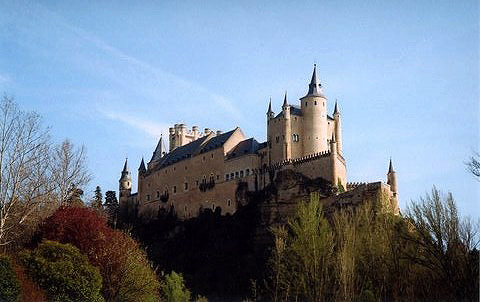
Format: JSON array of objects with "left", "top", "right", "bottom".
[{"left": 119, "top": 65, "right": 399, "bottom": 220}]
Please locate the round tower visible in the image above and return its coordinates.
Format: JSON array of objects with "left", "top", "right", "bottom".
[
  {"left": 333, "top": 100, "right": 343, "bottom": 155},
  {"left": 301, "top": 64, "right": 328, "bottom": 155},
  {"left": 119, "top": 158, "right": 132, "bottom": 202},
  {"left": 282, "top": 92, "right": 292, "bottom": 160},
  {"left": 266, "top": 98, "right": 274, "bottom": 164}
]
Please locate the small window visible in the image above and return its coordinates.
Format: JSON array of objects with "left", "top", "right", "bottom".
[
  {"left": 276, "top": 136, "right": 279, "bottom": 143},
  {"left": 184, "top": 182, "right": 188, "bottom": 190},
  {"left": 226, "top": 174, "right": 229, "bottom": 181},
  {"left": 246, "top": 169, "right": 250, "bottom": 176},
  {"left": 203, "top": 156, "right": 205, "bottom": 161},
  {"left": 305, "top": 101, "right": 308, "bottom": 107},
  {"left": 156, "top": 191, "right": 160, "bottom": 198},
  {"left": 173, "top": 186, "right": 177, "bottom": 194},
  {"left": 146, "top": 195, "right": 150, "bottom": 201},
  {"left": 216, "top": 175, "right": 219, "bottom": 180},
  {"left": 212, "top": 203, "right": 215, "bottom": 210},
  {"left": 173, "top": 167, "right": 176, "bottom": 171},
  {"left": 235, "top": 171, "right": 239, "bottom": 178},
  {"left": 227, "top": 199, "right": 231, "bottom": 207},
  {"left": 184, "top": 205, "right": 187, "bottom": 212},
  {"left": 230, "top": 172, "right": 234, "bottom": 178},
  {"left": 240, "top": 170, "right": 244, "bottom": 177},
  {"left": 315, "top": 101, "right": 317, "bottom": 105},
  {"left": 211, "top": 154, "right": 214, "bottom": 158},
  {"left": 185, "top": 166, "right": 187, "bottom": 170}
]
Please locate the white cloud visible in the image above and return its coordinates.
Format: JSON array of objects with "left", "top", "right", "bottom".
[
  {"left": 0, "top": 73, "right": 10, "bottom": 84},
  {"left": 99, "top": 109, "right": 169, "bottom": 139}
]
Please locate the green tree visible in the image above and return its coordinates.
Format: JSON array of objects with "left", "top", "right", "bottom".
[
  {"left": 91, "top": 186, "right": 103, "bottom": 210},
  {"left": 20, "top": 240, "right": 104, "bottom": 302},
  {"left": 104, "top": 190, "right": 119, "bottom": 227},
  {"left": 0, "top": 254, "right": 20, "bottom": 302},
  {"left": 161, "top": 271, "right": 191, "bottom": 302}
]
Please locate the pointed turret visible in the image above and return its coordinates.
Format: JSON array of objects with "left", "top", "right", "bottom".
[
  {"left": 282, "top": 91, "right": 288, "bottom": 109},
  {"left": 303, "top": 64, "right": 325, "bottom": 98},
  {"left": 119, "top": 158, "right": 132, "bottom": 200},
  {"left": 266, "top": 98, "right": 274, "bottom": 118},
  {"left": 387, "top": 158, "right": 398, "bottom": 196},
  {"left": 333, "top": 99, "right": 339, "bottom": 115},
  {"left": 151, "top": 135, "right": 165, "bottom": 162},
  {"left": 138, "top": 157, "right": 146, "bottom": 174},
  {"left": 122, "top": 158, "right": 128, "bottom": 173}
]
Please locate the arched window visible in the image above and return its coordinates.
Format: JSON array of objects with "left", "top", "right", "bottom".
[
  {"left": 227, "top": 199, "right": 231, "bottom": 207},
  {"left": 240, "top": 170, "right": 244, "bottom": 178}
]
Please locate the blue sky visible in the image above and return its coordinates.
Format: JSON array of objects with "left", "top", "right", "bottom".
[{"left": 0, "top": 0, "right": 478, "bottom": 217}]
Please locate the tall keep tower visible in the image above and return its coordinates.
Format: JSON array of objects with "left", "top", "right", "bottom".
[{"left": 300, "top": 64, "right": 328, "bottom": 155}]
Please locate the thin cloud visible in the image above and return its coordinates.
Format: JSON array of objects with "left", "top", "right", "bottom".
[
  {"left": 100, "top": 109, "right": 169, "bottom": 139},
  {"left": 0, "top": 73, "right": 10, "bottom": 84}
]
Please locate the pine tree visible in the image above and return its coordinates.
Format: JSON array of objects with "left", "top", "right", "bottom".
[
  {"left": 104, "top": 191, "right": 119, "bottom": 227},
  {"left": 91, "top": 186, "right": 103, "bottom": 210}
]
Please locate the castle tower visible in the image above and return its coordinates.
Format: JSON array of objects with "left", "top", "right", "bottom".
[
  {"left": 330, "top": 132, "right": 338, "bottom": 187},
  {"left": 387, "top": 159, "right": 398, "bottom": 196},
  {"left": 282, "top": 92, "right": 292, "bottom": 160},
  {"left": 333, "top": 100, "right": 343, "bottom": 155},
  {"left": 266, "top": 98, "right": 274, "bottom": 165},
  {"left": 301, "top": 64, "right": 328, "bottom": 155},
  {"left": 119, "top": 158, "right": 132, "bottom": 204}
]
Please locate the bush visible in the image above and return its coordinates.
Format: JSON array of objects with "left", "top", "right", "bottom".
[
  {"left": 12, "top": 262, "right": 46, "bottom": 302},
  {"left": 20, "top": 240, "right": 103, "bottom": 302},
  {"left": 38, "top": 206, "right": 160, "bottom": 302},
  {"left": 0, "top": 255, "right": 20, "bottom": 302},
  {"left": 161, "top": 271, "right": 191, "bottom": 302}
]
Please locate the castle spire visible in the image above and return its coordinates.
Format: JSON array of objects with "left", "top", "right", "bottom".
[
  {"left": 388, "top": 158, "right": 394, "bottom": 173},
  {"left": 139, "top": 157, "right": 146, "bottom": 173},
  {"left": 304, "top": 64, "right": 325, "bottom": 98},
  {"left": 151, "top": 135, "right": 165, "bottom": 162},
  {"left": 267, "top": 98, "right": 273, "bottom": 114},
  {"left": 282, "top": 91, "right": 288, "bottom": 109},
  {"left": 122, "top": 157, "right": 129, "bottom": 173},
  {"left": 333, "top": 99, "right": 339, "bottom": 115}
]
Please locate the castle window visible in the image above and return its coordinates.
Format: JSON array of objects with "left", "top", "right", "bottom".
[
  {"left": 212, "top": 203, "right": 215, "bottom": 210},
  {"left": 203, "top": 156, "right": 205, "bottom": 161},
  {"left": 315, "top": 101, "right": 317, "bottom": 105},
  {"left": 216, "top": 175, "right": 219, "bottom": 180},
  {"left": 226, "top": 174, "right": 229, "bottom": 181},
  {"left": 184, "top": 205, "right": 187, "bottom": 212},
  {"left": 146, "top": 195, "right": 150, "bottom": 201},
  {"left": 276, "top": 136, "right": 279, "bottom": 143},
  {"left": 185, "top": 166, "right": 187, "bottom": 170},
  {"left": 305, "top": 101, "right": 307, "bottom": 107},
  {"left": 211, "top": 154, "right": 214, "bottom": 158},
  {"left": 230, "top": 172, "right": 234, "bottom": 179},
  {"left": 227, "top": 199, "right": 231, "bottom": 207},
  {"left": 173, "top": 186, "right": 177, "bottom": 194},
  {"left": 246, "top": 169, "right": 250, "bottom": 176},
  {"left": 147, "top": 183, "right": 150, "bottom": 187},
  {"left": 240, "top": 170, "right": 244, "bottom": 178},
  {"left": 184, "top": 182, "right": 188, "bottom": 190},
  {"left": 235, "top": 171, "right": 239, "bottom": 178},
  {"left": 156, "top": 191, "right": 160, "bottom": 198}
]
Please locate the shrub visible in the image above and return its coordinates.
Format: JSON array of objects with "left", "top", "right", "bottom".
[
  {"left": 38, "top": 206, "right": 160, "bottom": 302},
  {"left": 12, "top": 261, "right": 46, "bottom": 302},
  {"left": 0, "top": 255, "right": 20, "bottom": 302},
  {"left": 161, "top": 271, "right": 191, "bottom": 302},
  {"left": 20, "top": 240, "right": 103, "bottom": 302}
]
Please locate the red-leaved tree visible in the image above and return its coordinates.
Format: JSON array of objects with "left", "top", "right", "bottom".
[{"left": 37, "top": 206, "right": 159, "bottom": 302}]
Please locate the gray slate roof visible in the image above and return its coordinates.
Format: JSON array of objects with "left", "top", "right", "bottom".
[
  {"left": 149, "top": 129, "right": 237, "bottom": 170},
  {"left": 226, "top": 138, "right": 260, "bottom": 160}
]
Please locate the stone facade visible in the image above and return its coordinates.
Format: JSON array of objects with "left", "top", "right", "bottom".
[{"left": 118, "top": 65, "right": 399, "bottom": 220}]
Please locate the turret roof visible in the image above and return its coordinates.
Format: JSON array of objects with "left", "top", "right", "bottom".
[
  {"left": 302, "top": 64, "right": 325, "bottom": 99},
  {"left": 139, "top": 157, "right": 146, "bottom": 172},
  {"left": 151, "top": 135, "right": 165, "bottom": 162},
  {"left": 334, "top": 99, "right": 339, "bottom": 115},
  {"left": 122, "top": 158, "right": 129, "bottom": 173},
  {"left": 282, "top": 91, "right": 288, "bottom": 108},
  {"left": 388, "top": 158, "right": 395, "bottom": 173}
]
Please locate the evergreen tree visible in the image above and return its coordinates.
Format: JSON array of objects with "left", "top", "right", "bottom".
[
  {"left": 65, "top": 183, "right": 84, "bottom": 206},
  {"left": 91, "top": 186, "right": 103, "bottom": 210},
  {"left": 104, "top": 191, "right": 119, "bottom": 227}
]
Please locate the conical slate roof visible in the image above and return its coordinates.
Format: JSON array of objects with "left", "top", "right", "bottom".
[
  {"left": 151, "top": 136, "right": 165, "bottom": 162},
  {"left": 302, "top": 64, "right": 325, "bottom": 98}
]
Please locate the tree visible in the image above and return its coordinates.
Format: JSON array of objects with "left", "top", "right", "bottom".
[
  {"left": 50, "top": 139, "right": 91, "bottom": 204},
  {"left": 0, "top": 254, "right": 20, "bottom": 302},
  {"left": 104, "top": 190, "right": 119, "bottom": 227},
  {"left": 65, "top": 184, "right": 84, "bottom": 206},
  {"left": 0, "top": 96, "right": 52, "bottom": 249},
  {"left": 466, "top": 151, "right": 480, "bottom": 180},
  {"left": 20, "top": 240, "right": 103, "bottom": 302},
  {"left": 161, "top": 271, "right": 191, "bottom": 302},
  {"left": 91, "top": 186, "right": 103, "bottom": 210},
  {"left": 38, "top": 206, "right": 160, "bottom": 302},
  {"left": 405, "top": 187, "right": 479, "bottom": 301}
]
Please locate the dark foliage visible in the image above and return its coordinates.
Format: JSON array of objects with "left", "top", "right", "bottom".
[{"left": 0, "top": 254, "right": 20, "bottom": 302}]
